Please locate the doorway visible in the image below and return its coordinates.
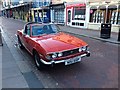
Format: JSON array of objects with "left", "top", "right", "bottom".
[{"left": 67, "top": 9, "right": 72, "bottom": 26}]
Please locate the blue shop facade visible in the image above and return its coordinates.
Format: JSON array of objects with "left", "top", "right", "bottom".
[{"left": 31, "top": 0, "right": 51, "bottom": 23}]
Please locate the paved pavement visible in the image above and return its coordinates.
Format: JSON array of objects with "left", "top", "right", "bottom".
[
  {"left": 0, "top": 18, "right": 44, "bottom": 88},
  {"left": 2, "top": 39, "right": 29, "bottom": 88},
  {"left": 59, "top": 25, "right": 120, "bottom": 44}
]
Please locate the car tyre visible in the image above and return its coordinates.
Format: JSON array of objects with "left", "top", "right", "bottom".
[
  {"left": 17, "top": 36, "right": 24, "bottom": 49},
  {"left": 34, "top": 51, "right": 45, "bottom": 70}
]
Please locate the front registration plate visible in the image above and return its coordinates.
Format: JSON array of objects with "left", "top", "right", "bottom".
[{"left": 65, "top": 56, "right": 81, "bottom": 65}]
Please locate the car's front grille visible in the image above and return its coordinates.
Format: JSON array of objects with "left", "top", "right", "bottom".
[{"left": 62, "top": 48, "right": 79, "bottom": 57}]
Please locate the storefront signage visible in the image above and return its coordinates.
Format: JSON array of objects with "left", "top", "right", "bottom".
[
  {"left": 52, "top": 5, "right": 65, "bottom": 9},
  {"left": 67, "top": 3, "right": 85, "bottom": 8}
]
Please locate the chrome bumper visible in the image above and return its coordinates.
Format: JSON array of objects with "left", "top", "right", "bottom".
[{"left": 41, "top": 51, "right": 90, "bottom": 65}]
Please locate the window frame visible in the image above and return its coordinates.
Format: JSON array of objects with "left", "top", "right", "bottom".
[{"left": 23, "top": 24, "right": 31, "bottom": 36}]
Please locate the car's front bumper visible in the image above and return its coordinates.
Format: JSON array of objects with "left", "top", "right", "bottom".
[{"left": 40, "top": 51, "right": 90, "bottom": 65}]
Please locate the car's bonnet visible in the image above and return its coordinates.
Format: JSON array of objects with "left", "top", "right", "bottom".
[{"left": 35, "top": 32, "right": 88, "bottom": 53}]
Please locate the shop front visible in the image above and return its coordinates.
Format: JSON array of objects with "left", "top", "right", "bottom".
[
  {"left": 32, "top": 7, "right": 50, "bottom": 23},
  {"left": 88, "top": 2, "right": 120, "bottom": 33},
  {"left": 66, "top": 3, "right": 87, "bottom": 28},
  {"left": 50, "top": 3, "right": 65, "bottom": 24}
]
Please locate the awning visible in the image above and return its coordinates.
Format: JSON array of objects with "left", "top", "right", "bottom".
[
  {"left": 108, "top": 5, "right": 117, "bottom": 9},
  {"left": 98, "top": 5, "right": 106, "bottom": 9},
  {"left": 90, "top": 6, "right": 97, "bottom": 9}
]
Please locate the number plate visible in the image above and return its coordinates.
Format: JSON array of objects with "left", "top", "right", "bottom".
[{"left": 65, "top": 56, "right": 81, "bottom": 65}]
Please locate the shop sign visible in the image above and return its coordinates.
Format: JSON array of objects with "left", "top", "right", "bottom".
[
  {"left": 52, "top": 5, "right": 65, "bottom": 9},
  {"left": 67, "top": 3, "right": 85, "bottom": 8}
]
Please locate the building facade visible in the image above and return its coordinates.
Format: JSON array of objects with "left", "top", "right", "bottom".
[
  {"left": 88, "top": 0, "right": 120, "bottom": 32},
  {"left": 66, "top": 3, "right": 88, "bottom": 28},
  {"left": 50, "top": 2, "right": 66, "bottom": 24},
  {"left": 1, "top": 0, "right": 51, "bottom": 22},
  {"left": 31, "top": 0, "right": 51, "bottom": 23},
  {"left": 1, "top": 0, "right": 120, "bottom": 32}
]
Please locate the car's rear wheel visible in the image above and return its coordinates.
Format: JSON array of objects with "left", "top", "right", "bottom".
[
  {"left": 34, "top": 51, "right": 45, "bottom": 70},
  {"left": 17, "top": 36, "right": 24, "bottom": 49}
]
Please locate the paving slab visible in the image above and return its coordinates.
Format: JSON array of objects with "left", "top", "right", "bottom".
[
  {"left": 16, "top": 61, "right": 32, "bottom": 73},
  {"left": 2, "top": 75, "right": 28, "bottom": 88},
  {"left": 23, "top": 72, "right": 44, "bottom": 88},
  {"left": 2, "top": 39, "right": 28, "bottom": 88}
]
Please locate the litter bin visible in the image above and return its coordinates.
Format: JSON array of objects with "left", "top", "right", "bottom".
[
  {"left": 118, "top": 28, "right": 120, "bottom": 41},
  {"left": 100, "top": 23, "right": 111, "bottom": 39},
  {"left": 0, "top": 28, "right": 3, "bottom": 46}
]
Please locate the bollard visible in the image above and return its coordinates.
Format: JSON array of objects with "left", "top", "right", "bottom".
[
  {"left": 0, "top": 28, "right": 3, "bottom": 46},
  {"left": 118, "top": 28, "right": 120, "bottom": 41}
]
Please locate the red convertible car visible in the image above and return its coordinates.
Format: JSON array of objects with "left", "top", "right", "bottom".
[{"left": 17, "top": 22, "right": 90, "bottom": 70}]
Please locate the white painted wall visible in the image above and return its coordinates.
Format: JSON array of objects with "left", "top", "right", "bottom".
[
  {"left": 85, "top": 4, "right": 90, "bottom": 28},
  {"left": 50, "top": 9, "right": 54, "bottom": 23}
]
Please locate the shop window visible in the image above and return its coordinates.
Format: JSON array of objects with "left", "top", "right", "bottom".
[
  {"left": 110, "top": 10, "right": 120, "bottom": 25},
  {"left": 54, "top": 9, "right": 64, "bottom": 23},
  {"left": 90, "top": 10, "right": 105, "bottom": 23},
  {"left": 92, "top": 12, "right": 97, "bottom": 23},
  {"left": 117, "top": 11, "right": 120, "bottom": 25},
  {"left": 74, "top": 6, "right": 86, "bottom": 20}
]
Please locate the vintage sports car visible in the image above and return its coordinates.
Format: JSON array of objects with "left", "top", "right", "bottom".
[{"left": 17, "top": 22, "right": 90, "bottom": 70}]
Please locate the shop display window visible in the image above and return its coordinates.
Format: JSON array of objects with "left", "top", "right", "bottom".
[
  {"left": 97, "top": 11, "right": 104, "bottom": 23},
  {"left": 90, "top": 10, "right": 105, "bottom": 23},
  {"left": 110, "top": 10, "right": 120, "bottom": 25},
  {"left": 74, "top": 6, "right": 86, "bottom": 20},
  {"left": 54, "top": 9, "right": 64, "bottom": 23},
  {"left": 117, "top": 11, "right": 120, "bottom": 25}
]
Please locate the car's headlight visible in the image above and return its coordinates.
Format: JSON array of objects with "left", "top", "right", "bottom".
[
  {"left": 58, "top": 52, "right": 63, "bottom": 57},
  {"left": 81, "top": 46, "right": 87, "bottom": 51},
  {"left": 79, "top": 48, "right": 82, "bottom": 52},
  {"left": 79, "top": 46, "right": 88, "bottom": 52},
  {"left": 52, "top": 53, "right": 57, "bottom": 58}
]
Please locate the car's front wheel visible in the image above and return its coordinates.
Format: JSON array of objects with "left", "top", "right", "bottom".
[{"left": 34, "top": 52, "right": 45, "bottom": 70}]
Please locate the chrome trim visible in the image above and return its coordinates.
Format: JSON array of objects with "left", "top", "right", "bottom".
[{"left": 40, "top": 51, "right": 90, "bottom": 65}]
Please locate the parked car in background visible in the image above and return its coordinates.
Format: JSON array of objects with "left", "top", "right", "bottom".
[{"left": 17, "top": 22, "right": 90, "bottom": 70}]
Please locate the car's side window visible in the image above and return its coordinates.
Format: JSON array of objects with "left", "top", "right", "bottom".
[
  {"left": 24, "top": 25, "right": 30, "bottom": 36},
  {"left": 43, "top": 25, "right": 49, "bottom": 34},
  {"left": 43, "top": 25, "right": 48, "bottom": 31}
]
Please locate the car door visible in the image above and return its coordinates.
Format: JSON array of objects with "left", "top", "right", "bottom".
[{"left": 22, "top": 24, "right": 31, "bottom": 51}]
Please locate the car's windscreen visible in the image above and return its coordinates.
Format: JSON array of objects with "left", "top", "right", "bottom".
[{"left": 32, "top": 24, "right": 60, "bottom": 36}]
